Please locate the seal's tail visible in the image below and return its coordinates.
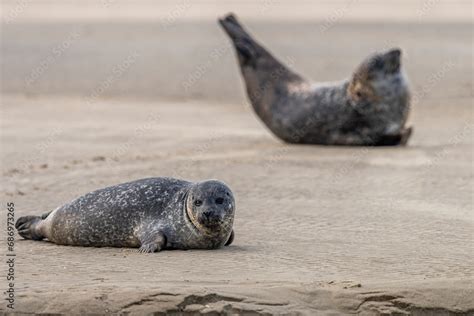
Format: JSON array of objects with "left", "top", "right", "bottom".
[
  {"left": 15, "top": 211, "right": 50, "bottom": 240},
  {"left": 219, "top": 13, "right": 280, "bottom": 68}
]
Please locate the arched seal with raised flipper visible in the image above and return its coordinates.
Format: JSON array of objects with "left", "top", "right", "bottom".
[
  {"left": 219, "top": 13, "right": 412, "bottom": 146},
  {"left": 15, "top": 177, "right": 235, "bottom": 253}
]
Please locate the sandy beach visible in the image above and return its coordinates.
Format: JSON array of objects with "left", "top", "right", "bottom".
[{"left": 1, "top": 1, "right": 473, "bottom": 314}]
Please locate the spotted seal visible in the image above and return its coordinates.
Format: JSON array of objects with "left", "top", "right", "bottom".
[
  {"left": 15, "top": 177, "right": 235, "bottom": 252},
  {"left": 219, "top": 13, "right": 412, "bottom": 146}
]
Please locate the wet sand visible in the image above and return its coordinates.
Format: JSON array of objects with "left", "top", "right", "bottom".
[{"left": 1, "top": 1, "right": 473, "bottom": 314}]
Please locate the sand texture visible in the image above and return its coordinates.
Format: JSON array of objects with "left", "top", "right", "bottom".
[{"left": 1, "top": 1, "right": 473, "bottom": 315}]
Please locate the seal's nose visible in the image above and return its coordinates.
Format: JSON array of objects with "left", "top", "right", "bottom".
[
  {"left": 201, "top": 210, "right": 224, "bottom": 228},
  {"left": 203, "top": 210, "right": 219, "bottom": 219},
  {"left": 387, "top": 48, "right": 401, "bottom": 58},
  {"left": 384, "top": 48, "right": 401, "bottom": 73}
]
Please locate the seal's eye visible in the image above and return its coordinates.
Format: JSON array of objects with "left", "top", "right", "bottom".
[
  {"left": 355, "top": 91, "right": 363, "bottom": 98},
  {"left": 215, "top": 197, "right": 224, "bottom": 205},
  {"left": 194, "top": 200, "right": 203, "bottom": 207}
]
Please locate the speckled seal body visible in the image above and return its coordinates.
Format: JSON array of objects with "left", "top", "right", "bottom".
[
  {"left": 15, "top": 178, "right": 235, "bottom": 252},
  {"left": 219, "top": 14, "right": 412, "bottom": 146}
]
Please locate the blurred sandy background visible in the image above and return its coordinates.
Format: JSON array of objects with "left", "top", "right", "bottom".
[{"left": 1, "top": 0, "right": 473, "bottom": 314}]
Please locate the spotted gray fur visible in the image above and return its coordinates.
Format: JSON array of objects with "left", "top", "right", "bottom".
[
  {"left": 15, "top": 178, "right": 235, "bottom": 253},
  {"left": 219, "top": 13, "right": 412, "bottom": 146}
]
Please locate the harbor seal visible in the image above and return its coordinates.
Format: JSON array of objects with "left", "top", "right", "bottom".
[
  {"left": 219, "top": 13, "right": 412, "bottom": 146},
  {"left": 15, "top": 177, "right": 235, "bottom": 252}
]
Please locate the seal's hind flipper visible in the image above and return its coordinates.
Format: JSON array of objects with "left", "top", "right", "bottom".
[
  {"left": 219, "top": 13, "right": 266, "bottom": 67},
  {"left": 15, "top": 215, "right": 44, "bottom": 240},
  {"left": 218, "top": 12, "right": 304, "bottom": 120},
  {"left": 218, "top": 14, "right": 247, "bottom": 41},
  {"left": 219, "top": 13, "right": 293, "bottom": 72}
]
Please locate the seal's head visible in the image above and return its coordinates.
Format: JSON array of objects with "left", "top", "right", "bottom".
[
  {"left": 348, "top": 48, "right": 409, "bottom": 110},
  {"left": 185, "top": 180, "right": 235, "bottom": 234}
]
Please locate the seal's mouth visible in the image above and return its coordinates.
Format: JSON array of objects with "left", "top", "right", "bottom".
[{"left": 199, "top": 212, "right": 225, "bottom": 229}]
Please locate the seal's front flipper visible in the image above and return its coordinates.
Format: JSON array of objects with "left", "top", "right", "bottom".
[
  {"left": 15, "top": 215, "right": 45, "bottom": 240},
  {"left": 225, "top": 230, "right": 234, "bottom": 246},
  {"left": 138, "top": 231, "right": 166, "bottom": 253},
  {"left": 399, "top": 126, "right": 413, "bottom": 145},
  {"left": 374, "top": 126, "right": 413, "bottom": 146}
]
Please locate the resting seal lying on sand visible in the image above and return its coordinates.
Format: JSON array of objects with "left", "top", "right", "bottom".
[
  {"left": 219, "top": 13, "right": 412, "bottom": 146},
  {"left": 16, "top": 177, "right": 235, "bottom": 253}
]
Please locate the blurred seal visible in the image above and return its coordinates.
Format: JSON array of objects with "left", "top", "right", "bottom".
[
  {"left": 219, "top": 13, "right": 412, "bottom": 146},
  {"left": 15, "top": 177, "right": 235, "bottom": 253}
]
